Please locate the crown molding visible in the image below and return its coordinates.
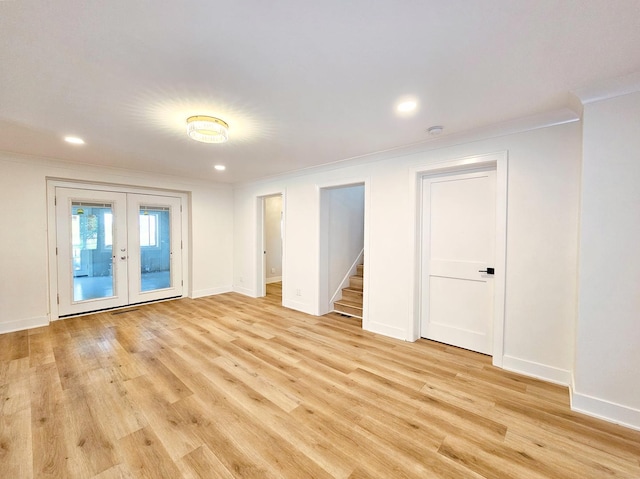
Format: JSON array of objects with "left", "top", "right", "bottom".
[
  {"left": 572, "top": 71, "right": 640, "bottom": 105},
  {"left": 235, "top": 107, "right": 580, "bottom": 188}
]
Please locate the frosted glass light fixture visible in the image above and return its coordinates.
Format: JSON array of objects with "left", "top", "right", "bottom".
[{"left": 186, "top": 115, "right": 229, "bottom": 143}]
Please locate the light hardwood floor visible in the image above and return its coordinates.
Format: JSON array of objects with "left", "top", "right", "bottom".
[{"left": 1, "top": 287, "right": 639, "bottom": 478}]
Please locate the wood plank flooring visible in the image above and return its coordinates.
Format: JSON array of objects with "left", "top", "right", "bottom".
[{"left": 1, "top": 286, "right": 639, "bottom": 478}]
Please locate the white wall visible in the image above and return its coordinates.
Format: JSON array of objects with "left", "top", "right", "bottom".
[
  {"left": 233, "top": 120, "right": 582, "bottom": 385},
  {"left": 264, "top": 195, "right": 283, "bottom": 282},
  {"left": 0, "top": 154, "right": 234, "bottom": 333},
  {"left": 574, "top": 91, "right": 640, "bottom": 429}
]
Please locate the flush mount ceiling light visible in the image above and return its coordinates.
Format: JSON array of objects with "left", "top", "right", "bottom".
[{"left": 186, "top": 115, "right": 229, "bottom": 143}]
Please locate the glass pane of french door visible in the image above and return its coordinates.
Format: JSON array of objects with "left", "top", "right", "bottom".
[
  {"left": 127, "top": 194, "right": 183, "bottom": 305},
  {"left": 71, "top": 201, "right": 114, "bottom": 301},
  {"left": 56, "top": 188, "right": 128, "bottom": 316},
  {"left": 139, "top": 206, "right": 171, "bottom": 291}
]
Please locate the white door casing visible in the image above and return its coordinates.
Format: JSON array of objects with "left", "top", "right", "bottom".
[{"left": 421, "top": 168, "right": 497, "bottom": 355}]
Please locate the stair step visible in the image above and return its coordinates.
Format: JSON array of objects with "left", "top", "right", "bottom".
[
  {"left": 356, "top": 264, "right": 364, "bottom": 276},
  {"left": 341, "top": 288, "right": 363, "bottom": 301},
  {"left": 349, "top": 276, "right": 363, "bottom": 290},
  {"left": 334, "top": 299, "right": 363, "bottom": 318}
]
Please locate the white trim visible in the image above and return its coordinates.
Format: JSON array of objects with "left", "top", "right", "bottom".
[
  {"left": 256, "top": 192, "right": 285, "bottom": 299},
  {"left": 493, "top": 153, "right": 508, "bottom": 367},
  {"left": 191, "top": 286, "right": 233, "bottom": 298},
  {"left": 331, "top": 309, "right": 362, "bottom": 319},
  {"left": 233, "top": 285, "right": 257, "bottom": 297},
  {"left": 2, "top": 152, "right": 228, "bottom": 190},
  {"left": 235, "top": 108, "right": 578, "bottom": 188},
  {"left": 361, "top": 180, "right": 371, "bottom": 332},
  {"left": 502, "top": 355, "right": 571, "bottom": 386},
  {"left": 317, "top": 178, "right": 369, "bottom": 318},
  {"left": 367, "top": 321, "right": 406, "bottom": 341},
  {"left": 0, "top": 315, "right": 49, "bottom": 334},
  {"left": 570, "top": 388, "right": 640, "bottom": 431},
  {"left": 408, "top": 151, "right": 508, "bottom": 367},
  {"left": 572, "top": 71, "right": 640, "bottom": 105},
  {"left": 46, "top": 178, "right": 190, "bottom": 197},
  {"left": 266, "top": 276, "right": 282, "bottom": 284},
  {"left": 283, "top": 299, "right": 315, "bottom": 316}
]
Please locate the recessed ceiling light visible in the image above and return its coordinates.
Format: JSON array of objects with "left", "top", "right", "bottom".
[
  {"left": 427, "top": 125, "right": 444, "bottom": 135},
  {"left": 64, "top": 136, "right": 85, "bottom": 145},
  {"left": 214, "top": 165, "right": 226, "bottom": 171},
  {"left": 397, "top": 100, "right": 417, "bottom": 113}
]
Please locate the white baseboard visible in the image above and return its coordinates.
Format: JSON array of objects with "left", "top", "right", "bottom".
[
  {"left": 191, "top": 285, "right": 233, "bottom": 298},
  {"left": 502, "top": 355, "right": 571, "bottom": 386},
  {"left": 0, "top": 315, "right": 49, "bottom": 334},
  {"left": 570, "top": 387, "right": 640, "bottom": 431},
  {"left": 232, "top": 285, "right": 257, "bottom": 297},
  {"left": 365, "top": 321, "right": 406, "bottom": 341},
  {"left": 266, "top": 276, "right": 282, "bottom": 284},
  {"left": 502, "top": 358, "right": 639, "bottom": 431},
  {"left": 282, "top": 298, "right": 316, "bottom": 316}
]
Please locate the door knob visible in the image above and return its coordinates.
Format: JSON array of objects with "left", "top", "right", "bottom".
[
  {"left": 478, "top": 267, "right": 495, "bottom": 275},
  {"left": 120, "top": 256, "right": 127, "bottom": 260}
]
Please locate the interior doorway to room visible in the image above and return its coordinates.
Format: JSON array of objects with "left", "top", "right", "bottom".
[
  {"left": 420, "top": 167, "right": 497, "bottom": 355},
  {"left": 261, "top": 194, "right": 283, "bottom": 301},
  {"left": 319, "top": 183, "right": 365, "bottom": 317},
  {"left": 54, "top": 186, "right": 184, "bottom": 317}
]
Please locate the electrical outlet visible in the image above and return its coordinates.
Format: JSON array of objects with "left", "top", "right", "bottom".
[
  {"left": 271, "top": 267, "right": 276, "bottom": 274},
  {"left": 239, "top": 276, "right": 243, "bottom": 284},
  {"left": 295, "top": 288, "right": 302, "bottom": 296}
]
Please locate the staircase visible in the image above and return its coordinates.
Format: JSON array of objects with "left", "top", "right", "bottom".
[{"left": 333, "top": 263, "right": 363, "bottom": 318}]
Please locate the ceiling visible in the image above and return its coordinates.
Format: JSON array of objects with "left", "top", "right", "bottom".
[{"left": 1, "top": 1, "right": 639, "bottom": 184}]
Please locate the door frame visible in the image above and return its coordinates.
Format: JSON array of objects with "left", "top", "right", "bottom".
[
  {"left": 318, "top": 181, "right": 367, "bottom": 317},
  {"left": 257, "top": 193, "right": 284, "bottom": 299},
  {"left": 316, "top": 177, "right": 370, "bottom": 322},
  {"left": 409, "top": 151, "right": 508, "bottom": 367},
  {"left": 47, "top": 179, "right": 190, "bottom": 321},
  {"left": 256, "top": 191, "right": 286, "bottom": 299}
]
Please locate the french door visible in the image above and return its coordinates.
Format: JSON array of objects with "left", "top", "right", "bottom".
[{"left": 55, "top": 187, "right": 183, "bottom": 316}]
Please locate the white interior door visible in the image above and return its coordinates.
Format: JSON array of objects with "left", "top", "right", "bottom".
[
  {"left": 56, "top": 187, "right": 183, "bottom": 316},
  {"left": 421, "top": 169, "right": 496, "bottom": 354}
]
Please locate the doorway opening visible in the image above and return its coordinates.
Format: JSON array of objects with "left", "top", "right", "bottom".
[
  {"left": 318, "top": 182, "right": 365, "bottom": 318},
  {"left": 259, "top": 193, "right": 283, "bottom": 302}
]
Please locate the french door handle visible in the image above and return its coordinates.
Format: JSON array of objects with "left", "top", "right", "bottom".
[
  {"left": 120, "top": 256, "right": 127, "bottom": 260},
  {"left": 478, "top": 267, "right": 495, "bottom": 275}
]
